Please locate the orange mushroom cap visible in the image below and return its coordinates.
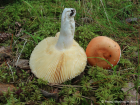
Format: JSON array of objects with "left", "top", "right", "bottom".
[{"left": 86, "top": 36, "right": 121, "bottom": 69}]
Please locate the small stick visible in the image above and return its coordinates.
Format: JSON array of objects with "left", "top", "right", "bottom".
[
  {"left": 16, "top": 28, "right": 22, "bottom": 37},
  {"left": 49, "top": 84, "right": 98, "bottom": 88},
  {"left": 122, "top": 45, "right": 128, "bottom": 52},
  {"left": 48, "top": 84, "right": 98, "bottom": 91},
  {"left": 40, "top": 89, "right": 58, "bottom": 101}
]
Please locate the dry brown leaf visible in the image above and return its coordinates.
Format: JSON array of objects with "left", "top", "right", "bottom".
[
  {"left": 0, "top": 46, "right": 11, "bottom": 54},
  {"left": 0, "top": 46, "right": 11, "bottom": 64},
  {"left": 15, "top": 59, "right": 30, "bottom": 70},
  {"left": 0, "top": 83, "right": 16, "bottom": 95}
]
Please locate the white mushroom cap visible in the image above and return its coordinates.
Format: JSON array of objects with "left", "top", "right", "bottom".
[
  {"left": 29, "top": 32, "right": 87, "bottom": 83},
  {"left": 29, "top": 8, "right": 87, "bottom": 83}
]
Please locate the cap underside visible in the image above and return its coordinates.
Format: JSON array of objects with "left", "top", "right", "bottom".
[{"left": 29, "top": 36, "right": 87, "bottom": 83}]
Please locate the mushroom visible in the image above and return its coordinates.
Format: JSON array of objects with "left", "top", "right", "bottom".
[
  {"left": 29, "top": 8, "right": 87, "bottom": 83},
  {"left": 86, "top": 36, "right": 121, "bottom": 69}
]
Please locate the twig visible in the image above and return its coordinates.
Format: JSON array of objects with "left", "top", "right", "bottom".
[
  {"left": 49, "top": 84, "right": 97, "bottom": 87},
  {"left": 16, "top": 28, "right": 22, "bottom": 37},
  {"left": 122, "top": 45, "right": 128, "bottom": 52},
  {"left": 16, "top": 39, "right": 27, "bottom": 67},
  {"left": 81, "top": 95, "right": 92, "bottom": 100},
  {"left": 40, "top": 89, "right": 58, "bottom": 100},
  {"left": 48, "top": 84, "right": 98, "bottom": 90},
  {"left": 7, "top": 62, "right": 15, "bottom": 82}
]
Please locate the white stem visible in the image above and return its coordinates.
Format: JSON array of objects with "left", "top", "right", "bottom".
[{"left": 55, "top": 8, "right": 76, "bottom": 50}]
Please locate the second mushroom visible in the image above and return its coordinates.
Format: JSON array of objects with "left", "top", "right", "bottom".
[{"left": 86, "top": 36, "right": 121, "bottom": 69}]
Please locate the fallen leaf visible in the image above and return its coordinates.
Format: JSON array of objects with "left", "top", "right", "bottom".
[
  {"left": 0, "top": 83, "right": 16, "bottom": 95},
  {"left": 0, "top": 46, "right": 11, "bottom": 54},
  {"left": 0, "top": 46, "right": 11, "bottom": 64},
  {"left": 15, "top": 59, "right": 30, "bottom": 70}
]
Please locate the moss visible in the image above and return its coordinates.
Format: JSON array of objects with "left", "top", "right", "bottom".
[
  {"left": 88, "top": 66, "right": 126, "bottom": 104},
  {"left": 75, "top": 25, "right": 99, "bottom": 49},
  {"left": 0, "top": 0, "right": 138, "bottom": 104}
]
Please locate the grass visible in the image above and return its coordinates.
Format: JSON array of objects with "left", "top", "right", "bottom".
[{"left": 0, "top": 0, "right": 139, "bottom": 104}]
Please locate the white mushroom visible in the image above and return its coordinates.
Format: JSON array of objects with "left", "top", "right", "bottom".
[{"left": 29, "top": 8, "right": 87, "bottom": 83}]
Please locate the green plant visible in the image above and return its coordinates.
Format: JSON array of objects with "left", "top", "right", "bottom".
[
  {"left": 88, "top": 66, "right": 126, "bottom": 104},
  {"left": 0, "top": 0, "right": 138, "bottom": 104}
]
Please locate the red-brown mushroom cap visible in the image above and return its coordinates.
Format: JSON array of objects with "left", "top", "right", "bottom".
[{"left": 86, "top": 36, "right": 121, "bottom": 69}]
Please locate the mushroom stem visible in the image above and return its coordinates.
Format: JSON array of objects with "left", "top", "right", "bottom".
[{"left": 55, "top": 8, "right": 76, "bottom": 50}]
